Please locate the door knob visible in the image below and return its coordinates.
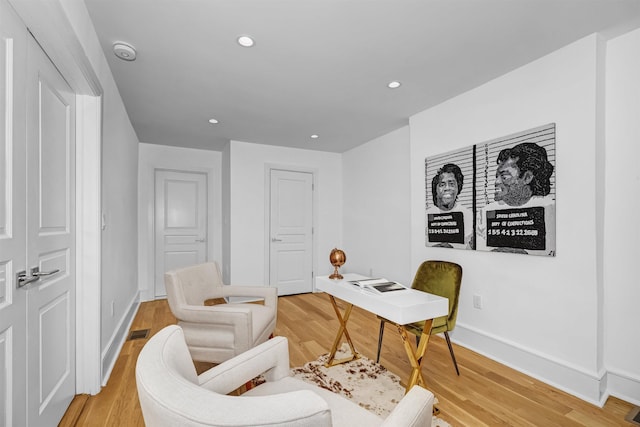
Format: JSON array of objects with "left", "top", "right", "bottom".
[
  {"left": 271, "top": 237, "right": 283, "bottom": 242},
  {"left": 195, "top": 238, "right": 206, "bottom": 242}
]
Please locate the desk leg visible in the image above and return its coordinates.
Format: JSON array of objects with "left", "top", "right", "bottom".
[
  {"left": 397, "top": 318, "right": 433, "bottom": 393},
  {"left": 325, "top": 295, "right": 360, "bottom": 367}
]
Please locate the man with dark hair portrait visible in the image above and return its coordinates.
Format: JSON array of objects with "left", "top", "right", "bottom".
[
  {"left": 432, "top": 163, "right": 465, "bottom": 210},
  {"left": 477, "top": 142, "right": 556, "bottom": 256},
  {"left": 494, "top": 143, "right": 554, "bottom": 206},
  {"left": 426, "top": 163, "right": 473, "bottom": 249}
]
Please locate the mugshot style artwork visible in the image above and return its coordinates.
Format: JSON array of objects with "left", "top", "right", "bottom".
[
  {"left": 425, "top": 123, "right": 556, "bottom": 256},
  {"left": 425, "top": 148, "right": 475, "bottom": 250}
]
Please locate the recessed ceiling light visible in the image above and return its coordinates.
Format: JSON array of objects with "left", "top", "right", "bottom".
[
  {"left": 310, "top": 134, "right": 319, "bottom": 139},
  {"left": 208, "top": 118, "right": 219, "bottom": 124},
  {"left": 237, "top": 36, "right": 255, "bottom": 47},
  {"left": 387, "top": 81, "right": 401, "bottom": 89}
]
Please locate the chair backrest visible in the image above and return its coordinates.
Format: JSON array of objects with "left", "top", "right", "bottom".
[
  {"left": 165, "top": 262, "right": 225, "bottom": 309},
  {"left": 136, "top": 326, "right": 333, "bottom": 427},
  {"left": 411, "top": 260, "right": 463, "bottom": 330},
  {"left": 136, "top": 326, "right": 207, "bottom": 426}
]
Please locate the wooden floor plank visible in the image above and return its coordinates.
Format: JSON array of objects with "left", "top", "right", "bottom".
[
  {"left": 61, "top": 293, "right": 634, "bottom": 426},
  {"left": 58, "top": 394, "right": 89, "bottom": 427}
]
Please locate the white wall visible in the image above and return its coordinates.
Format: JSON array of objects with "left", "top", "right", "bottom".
[
  {"left": 138, "top": 143, "right": 222, "bottom": 300},
  {"left": 57, "top": 0, "right": 140, "bottom": 385},
  {"left": 603, "top": 27, "right": 640, "bottom": 405},
  {"left": 342, "top": 126, "right": 412, "bottom": 284},
  {"left": 409, "top": 34, "right": 604, "bottom": 404},
  {"left": 227, "top": 141, "right": 342, "bottom": 286}
]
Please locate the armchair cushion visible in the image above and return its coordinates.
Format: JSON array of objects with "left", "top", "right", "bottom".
[{"left": 244, "top": 377, "right": 382, "bottom": 426}]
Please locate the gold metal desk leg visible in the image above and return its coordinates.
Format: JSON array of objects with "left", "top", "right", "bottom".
[
  {"left": 398, "top": 318, "right": 440, "bottom": 415},
  {"left": 325, "top": 295, "right": 360, "bottom": 367},
  {"left": 397, "top": 318, "right": 433, "bottom": 393}
]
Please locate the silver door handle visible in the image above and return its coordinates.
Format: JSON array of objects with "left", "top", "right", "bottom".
[
  {"left": 32, "top": 267, "right": 60, "bottom": 277},
  {"left": 271, "top": 238, "right": 282, "bottom": 242},
  {"left": 16, "top": 267, "right": 61, "bottom": 288},
  {"left": 195, "top": 238, "right": 206, "bottom": 242}
]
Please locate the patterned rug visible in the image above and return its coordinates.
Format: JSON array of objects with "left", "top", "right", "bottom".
[{"left": 290, "top": 344, "right": 450, "bottom": 426}]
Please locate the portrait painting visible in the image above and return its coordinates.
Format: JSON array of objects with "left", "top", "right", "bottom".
[
  {"left": 425, "top": 123, "right": 556, "bottom": 257},
  {"left": 425, "top": 146, "right": 475, "bottom": 250}
]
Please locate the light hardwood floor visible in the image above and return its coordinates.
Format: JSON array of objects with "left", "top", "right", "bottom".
[{"left": 61, "top": 293, "right": 634, "bottom": 426}]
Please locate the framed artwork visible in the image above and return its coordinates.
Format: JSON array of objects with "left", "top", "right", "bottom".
[{"left": 425, "top": 123, "right": 556, "bottom": 256}]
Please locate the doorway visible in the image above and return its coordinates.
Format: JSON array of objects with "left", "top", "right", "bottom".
[
  {"left": 154, "top": 169, "right": 208, "bottom": 297},
  {"left": 268, "top": 169, "right": 314, "bottom": 295}
]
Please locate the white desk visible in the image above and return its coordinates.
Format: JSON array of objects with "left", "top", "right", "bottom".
[{"left": 316, "top": 273, "right": 448, "bottom": 392}]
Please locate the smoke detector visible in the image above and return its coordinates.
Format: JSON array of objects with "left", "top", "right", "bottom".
[{"left": 113, "top": 42, "right": 137, "bottom": 61}]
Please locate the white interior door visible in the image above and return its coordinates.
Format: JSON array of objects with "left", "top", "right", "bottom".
[
  {"left": 269, "top": 169, "right": 313, "bottom": 295},
  {"left": 1, "top": 5, "right": 75, "bottom": 425},
  {"left": 25, "top": 31, "right": 76, "bottom": 426},
  {"left": 0, "top": 1, "right": 28, "bottom": 425},
  {"left": 154, "top": 170, "right": 207, "bottom": 297}
]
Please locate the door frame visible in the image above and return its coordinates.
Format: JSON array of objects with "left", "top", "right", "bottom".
[
  {"left": 75, "top": 95, "right": 102, "bottom": 394},
  {"left": 9, "top": 0, "right": 104, "bottom": 395},
  {"left": 263, "top": 164, "right": 318, "bottom": 291}
]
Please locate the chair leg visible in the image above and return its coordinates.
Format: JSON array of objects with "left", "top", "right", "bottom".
[
  {"left": 376, "top": 320, "right": 385, "bottom": 363},
  {"left": 444, "top": 331, "right": 460, "bottom": 376}
]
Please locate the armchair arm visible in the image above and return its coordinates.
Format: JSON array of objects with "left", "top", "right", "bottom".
[
  {"left": 198, "top": 336, "right": 291, "bottom": 394},
  {"left": 221, "top": 285, "right": 278, "bottom": 308},
  {"left": 382, "top": 385, "right": 434, "bottom": 427}
]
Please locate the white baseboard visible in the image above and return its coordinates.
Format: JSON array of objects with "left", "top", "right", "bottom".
[
  {"left": 452, "top": 323, "right": 607, "bottom": 406},
  {"left": 604, "top": 368, "right": 640, "bottom": 407},
  {"left": 101, "top": 293, "right": 140, "bottom": 385}
]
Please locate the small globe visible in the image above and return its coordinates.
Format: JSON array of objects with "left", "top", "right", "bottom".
[
  {"left": 329, "top": 248, "right": 346, "bottom": 279},
  {"left": 330, "top": 248, "right": 346, "bottom": 267}
]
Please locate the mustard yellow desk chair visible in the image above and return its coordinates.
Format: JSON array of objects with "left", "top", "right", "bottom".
[{"left": 376, "top": 260, "right": 463, "bottom": 375}]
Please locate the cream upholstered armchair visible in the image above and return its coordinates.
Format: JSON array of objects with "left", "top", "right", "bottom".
[
  {"left": 136, "top": 325, "right": 434, "bottom": 427},
  {"left": 164, "top": 261, "right": 277, "bottom": 363}
]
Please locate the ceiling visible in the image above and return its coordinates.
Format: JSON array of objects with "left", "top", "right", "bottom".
[{"left": 83, "top": 0, "right": 640, "bottom": 153}]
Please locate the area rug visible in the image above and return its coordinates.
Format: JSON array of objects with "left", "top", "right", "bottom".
[{"left": 290, "top": 344, "right": 451, "bottom": 426}]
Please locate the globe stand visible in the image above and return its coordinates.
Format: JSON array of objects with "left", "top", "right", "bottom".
[{"left": 329, "top": 265, "right": 343, "bottom": 280}]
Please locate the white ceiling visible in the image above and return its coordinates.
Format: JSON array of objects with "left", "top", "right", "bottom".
[{"left": 83, "top": 0, "right": 640, "bottom": 153}]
